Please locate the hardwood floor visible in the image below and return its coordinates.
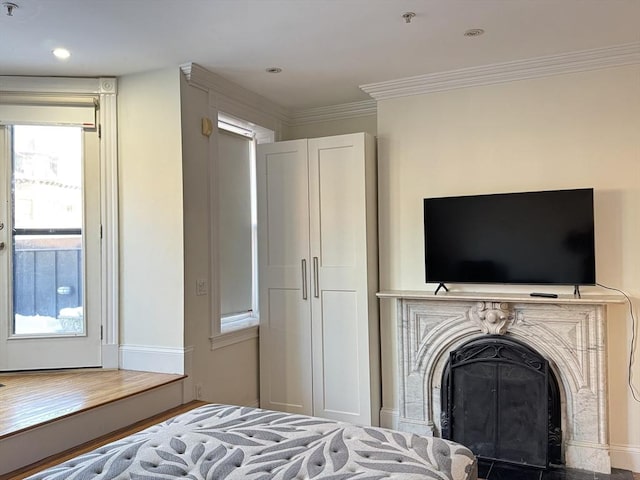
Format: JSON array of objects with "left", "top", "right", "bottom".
[
  {"left": 3, "top": 400, "right": 207, "bottom": 479},
  {"left": 0, "top": 369, "right": 184, "bottom": 438}
]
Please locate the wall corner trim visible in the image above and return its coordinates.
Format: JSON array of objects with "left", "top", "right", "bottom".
[{"left": 360, "top": 42, "right": 640, "bottom": 101}]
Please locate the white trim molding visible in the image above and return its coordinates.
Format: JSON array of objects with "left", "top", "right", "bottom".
[
  {"left": 181, "top": 63, "right": 288, "bottom": 135},
  {"left": 182, "top": 346, "right": 195, "bottom": 403},
  {"left": 101, "top": 344, "right": 119, "bottom": 369},
  {"left": 610, "top": 443, "right": 640, "bottom": 472},
  {"left": 360, "top": 42, "right": 640, "bottom": 101},
  {"left": 119, "top": 345, "right": 186, "bottom": 374},
  {"left": 288, "top": 100, "right": 377, "bottom": 126},
  {"left": 97, "top": 78, "right": 120, "bottom": 363},
  {"left": 210, "top": 325, "right": 259, "bottom": 351},
  {"left": 0, "top": 76, "right": 104, "bottom": 95},
  {"left": 379, "top": 407, "right": 399, "bottom": 430},
  {"left": 181, "top": 63, "right": 377, "bottom": 128}
]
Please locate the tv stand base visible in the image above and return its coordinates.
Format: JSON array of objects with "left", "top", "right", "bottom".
[{"left": 434, "top": 283, "right": 449, "bottom": 295}]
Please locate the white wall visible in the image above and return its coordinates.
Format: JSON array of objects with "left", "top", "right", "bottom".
[
  {"left": 284, "top": 115, "right": 376, "bottom": 140},
  {"left": 376, "top": 65, "right": 640, "bottom": 469},
  {"left": 180, "top": 74, "right": 259, "bottom": 406},
  {"left": 118, "top": 69, "right": 185, "bottom": 360}
]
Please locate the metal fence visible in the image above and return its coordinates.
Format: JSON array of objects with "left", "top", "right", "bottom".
[{"left": 13, "top": 246, "right": 83, "bottom": 318}]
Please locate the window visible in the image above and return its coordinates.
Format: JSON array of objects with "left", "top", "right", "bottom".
[
  {"left": 12, "top": 125, "right": 84, "bottom": 336},
  {"left": 217, "top": 120, "right": 258, "bottom": 333}
]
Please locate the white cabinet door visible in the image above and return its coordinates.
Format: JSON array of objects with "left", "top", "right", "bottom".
[
  {"left": 257, "top": 139, "right": 313, "bottom": 415},
  {"left": 257, "top": 133, "right": 379, "bottom": 425},
  {"left": 308, "top": 133, "right": 379, "bottom": 426}
]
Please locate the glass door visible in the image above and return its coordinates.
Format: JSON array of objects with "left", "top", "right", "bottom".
[{"left": 0, "top": 124, "right": 101, "bottom": 370}]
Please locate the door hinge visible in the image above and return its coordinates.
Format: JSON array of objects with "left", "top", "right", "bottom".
[
  {"left": 100, "top": 325, "right": 104, "bottom": 340},
  {"left": 98, "top": 124, "right": 102, "bottom": 139}
]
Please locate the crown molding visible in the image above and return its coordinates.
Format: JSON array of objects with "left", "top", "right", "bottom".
[
  {"left": 180, "top": 63, "right": 289, "bottom": 124},
  {"left": 181, "top": 63, "right": 377, "bottom": 127},
  {"left": 288, "top": 99, "right": 377, "bottom": 126},
  {"left": 360, "top": 42, "right": 640, "bottom": 101}
]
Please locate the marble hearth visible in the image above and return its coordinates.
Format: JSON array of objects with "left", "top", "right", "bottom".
[{"left": 377, "top": 291, "right": 625, "bottom": 474}]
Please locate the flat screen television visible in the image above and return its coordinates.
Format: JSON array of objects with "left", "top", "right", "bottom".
[{"left": 423, "top": 188, "right": 596, "bottom": 287}]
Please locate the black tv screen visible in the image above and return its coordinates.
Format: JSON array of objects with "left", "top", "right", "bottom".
[{"left": 424, "top": 188, "right": 596, "bottom": 286}]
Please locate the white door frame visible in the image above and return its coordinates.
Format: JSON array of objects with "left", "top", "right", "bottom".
[{"left": 0, "top": 76, "right": 119, "bottom": 368}]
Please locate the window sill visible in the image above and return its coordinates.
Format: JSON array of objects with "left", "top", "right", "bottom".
[{"left": 210, "top": 317, "right": 259, "bottom": 351}]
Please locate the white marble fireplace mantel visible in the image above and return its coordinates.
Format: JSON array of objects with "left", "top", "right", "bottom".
[
  {"left": 377, "top": 290, "right": 625, "bottom": 305},
  {"left": 377, "top": 290, "right": 625, "bottom": 473}
]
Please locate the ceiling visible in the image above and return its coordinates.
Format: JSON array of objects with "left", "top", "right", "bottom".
[{"left": 1, "top": 0, "right": 639, "bottom": 110}]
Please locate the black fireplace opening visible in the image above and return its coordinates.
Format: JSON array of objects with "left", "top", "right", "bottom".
[{"left": 441, "top": 335, "right": 561, "bottom": 469}]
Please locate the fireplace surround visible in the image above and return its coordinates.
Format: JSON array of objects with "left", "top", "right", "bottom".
[{"left": 377, "top": 291, "right": 625, "bottom": 474}]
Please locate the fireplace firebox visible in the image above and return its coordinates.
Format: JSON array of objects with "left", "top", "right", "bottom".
[{"left": 441, "top": 335, "right": 561, "bottom": 468}]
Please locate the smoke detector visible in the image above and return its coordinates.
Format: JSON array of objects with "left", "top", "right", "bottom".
[
  {"left": 464, "top": 28, "right": 485, "bottom": 37},
  {"left": 3, "top": 2, "right": 18, "bottom": 16}
]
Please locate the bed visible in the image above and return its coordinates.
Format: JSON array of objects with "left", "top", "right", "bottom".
[{"left": 27, "top": 404, "right": 477, "bottom": 480}]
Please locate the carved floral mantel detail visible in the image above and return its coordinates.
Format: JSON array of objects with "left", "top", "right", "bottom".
[
  {"left": 468, "top": 301, "right": 514, "bottom": 334},
  {"left": 386, "top": 293, "right": 621, "bottom": 474}
]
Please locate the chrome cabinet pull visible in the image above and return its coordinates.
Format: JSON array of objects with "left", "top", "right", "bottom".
[
  {"left": 313, "top": 256, "right": 319, "bottom": 298},
  {"left": 301, "top": 259, "right": 308, "bottom": 300}
]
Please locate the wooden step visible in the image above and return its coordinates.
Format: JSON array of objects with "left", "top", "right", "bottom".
[
  {"left": 4, "top": 401, "right": 206, "bottom": 480},
  {"left": 0, "top": 369, "right": 186, "bottom": 476}
]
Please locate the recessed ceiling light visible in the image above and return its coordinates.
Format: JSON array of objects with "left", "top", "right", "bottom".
[
  {"left": 265, "top": 67, "right": 282, "bottom": 74},
  {"left": 464, "top": 28, "right": 485, "bottom": 37},
  {"left": 52, "top": 48, "right": 71, "bottom": 60}
]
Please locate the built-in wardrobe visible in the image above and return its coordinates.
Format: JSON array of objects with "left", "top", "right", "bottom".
[{"left": 257, "top": 132, "right": 380, "bottom": 426}]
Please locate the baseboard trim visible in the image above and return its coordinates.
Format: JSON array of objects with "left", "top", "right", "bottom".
[
  {"left": 610, "top": 443, "right": 640, "bottom": 473},
  {"left": 101, "top": 344, "right": 119, "bottom": 369},
  {"left": 379, "top": 407, "right": 399, "bottom": 430},
  {"left": 119, "top": 345, "right": 185, "bottom": 374}
]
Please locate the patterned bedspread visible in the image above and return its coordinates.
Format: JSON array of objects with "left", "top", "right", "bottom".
[{"left": 28, "top": 404, "right": 477, "bottom": 480}]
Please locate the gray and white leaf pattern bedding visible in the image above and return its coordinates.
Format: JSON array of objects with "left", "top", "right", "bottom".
[{"left": 28, "top": 404, "right": 477, "bottom": 480}]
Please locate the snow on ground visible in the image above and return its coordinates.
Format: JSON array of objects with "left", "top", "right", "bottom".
[{"left": 14, "top": 308, "right": 84, "bottom": 335}]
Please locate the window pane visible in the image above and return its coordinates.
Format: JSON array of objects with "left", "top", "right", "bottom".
[
  {"left": 12, "top": 125, "right": 84, "bottom": 335},
  {"left": 218, "top": 130, "right": 253, "bottom": 317},
  {"left": 13, "top": 126, "right": 82, "bottom": 229}
]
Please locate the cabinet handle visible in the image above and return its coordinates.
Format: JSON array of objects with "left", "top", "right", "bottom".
[
  {"left": 301, "top": 259, "right": 308, "bottom": 300},
  {"left": 313, "top": 256, "right": 319, "bottom": 298}
]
